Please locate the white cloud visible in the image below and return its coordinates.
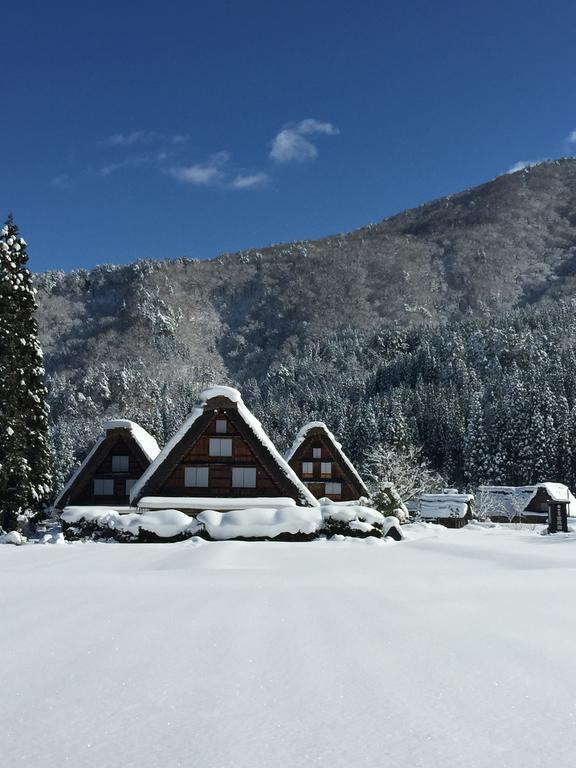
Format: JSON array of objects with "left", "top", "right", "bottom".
[
  {"left": 99, "top": 131, "right": 154, "bottom": 147},
  {"left": 230, "top": 172, "right": 269, "bottom": 189},
  {"left": 506, "top": 159, "right": 545, "bottom": 174},
  {"left": 49, "top": 174, "right": 72, "bottom": 188},
  {"left": 168, "top": 151, "right": 229, "bottom": 186},
  {"left": 98, "top": 155, "right": 149, "bottom": 177},
  {"left": 269, "top": 118, "right": 339, "bottom": 164},
  {"left": 567, "top": 130, "right": 576, "bottom": 144}
]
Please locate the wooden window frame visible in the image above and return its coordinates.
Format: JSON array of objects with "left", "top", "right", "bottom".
[
  {"left": 209, "top": 438, "right": 233, "bottom": 457},
  {"left": 185, "top": 466, "right": 210, "bottom": 487},
  {"left": 232, "top": 467, "right": 257, "bottom": 488}
]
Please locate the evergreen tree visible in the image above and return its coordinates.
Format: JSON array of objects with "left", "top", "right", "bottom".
[{"left": 0, "top": 216, "right": 51, "bottom": 531}]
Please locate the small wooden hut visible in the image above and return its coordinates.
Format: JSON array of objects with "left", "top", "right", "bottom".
[
  {"left": 285, "top": 422, "right": 370, "bottom": 501},
  {"left": 53, "top": 420, "right": 160, "bottom": 511},
  {"left": 129, "top": 386, "right": 317, "bottom": 512}
]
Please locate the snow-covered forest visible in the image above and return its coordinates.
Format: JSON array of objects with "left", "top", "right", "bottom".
[{"left": 46, "top": 298, "right": 576, "bottom": 495}]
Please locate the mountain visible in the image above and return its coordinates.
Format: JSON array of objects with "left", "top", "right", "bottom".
[
  {"left": 33, "top": 158, "right": 576, "bottom": 486},
  {"left": 36, "top": 159, "right": 576, "bottom": 382}
]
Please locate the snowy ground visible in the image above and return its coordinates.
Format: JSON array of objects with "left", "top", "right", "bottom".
[{"left": 2, "top": 523, "right": 576, "bottom": 768}]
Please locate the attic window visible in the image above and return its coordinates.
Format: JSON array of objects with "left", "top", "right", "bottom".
[
  {"left": 302, "top": 461, "right": 313, "bottom": 476},
  {"left": 321, "top": 462, "right": 332, "bottom": 477},
  {"left": 209, "top": 438, "right": 232, "bottom": 457},
  {"left": 185, "top": 466, "right": 209, "bottom": 487},
  {"left": 325, "top": 482, "right": 341, "bottom": 497},
  {"left": 112, "top": 455, "right": 129, "bottom": 473},
  {"left": 94, "top": 478, "right": 114, "bottom": 496},
  {"left": 215, "top": 419, "right": 227, "bottom": 434},
  {"left": 312, "top": 448, "right": 321, "bottom": 459},
  {"left": 232, "top": 467, "right": 256, "bottom": 488}
]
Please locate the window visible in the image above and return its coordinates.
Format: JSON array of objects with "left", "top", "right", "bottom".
[
  {"left": 94, "top": 478, "right": 114, "bottom": 496},
  {"left": 302, "top": 461, "right": 314, "bottom": 476},
  {"left": 185, "top": 466, "right": 209, "bottom": 487},
  {"left": 112, "top": 455, "right": 129, "bottom": 473},
  {"left": 215, "top": 419, "right": 227, "bottom": 434},
  {"left": 125, "top": 478, "right": 136, "bottom": 495},
  {"left": 232, "top": 467, "right": 256, "bottom": 488},
  {"left": 321, "top": 462, "right": 332, "bottom": 476},
  {"left": 312, "top": 447, "right": 321, "bottom": 459},
  {"left": 209, "top": 438, "right": 232, "bottom": 457},
  {"left": 325, "top": 482, "right": 342, "bottom": 496}
]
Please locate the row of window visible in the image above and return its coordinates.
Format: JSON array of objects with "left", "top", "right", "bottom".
[
  {"left": 305, "top": 481, "right": 342, "bottom": 496},
  {"left": 302, "top": 461, "right": 332, "bottom": 476},
  {"left": 94, "top": 478, "right": 135, "bottom": 496},
  {"left": 184, "top": 466, "right": 256, "bottom": 488}
]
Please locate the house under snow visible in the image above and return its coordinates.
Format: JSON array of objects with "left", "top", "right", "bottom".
[
  {"left": 418, "top": 492, "right": 475, "bottom": 529},
  {"left": 477, "top": 484, "right": 576, "bottom": 523},
  {"left": 130, "top": 386, "right": 318, "bottom": 513},
  {"left": 53, "top": 420, "right": 160, "bottom": 511},
  {"left": 285, "top": 422, "right": 370, "bottom": 501}
]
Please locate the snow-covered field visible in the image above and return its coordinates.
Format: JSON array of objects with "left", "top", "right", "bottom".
[{"left": 3, "top": 523, "right": 576, "bottom": 768}]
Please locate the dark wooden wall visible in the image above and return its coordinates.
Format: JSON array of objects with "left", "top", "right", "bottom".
[
  {"left": 68, "top": 434, "right": 148, "bottom": 506},
  {"left": 157, "top": 413, "right": 284, "bottom": 498},
  {"left": 288, "top": 433, "right": 358, "bottom": 501}
]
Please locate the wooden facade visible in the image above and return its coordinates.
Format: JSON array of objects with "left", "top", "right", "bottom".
[
  {"left": 286, "top": 423, "right": 370, "bottom": 502},
  {"left": 54, "top": 426, "right": 158, "bottom": 510},
  {"left": 130, "top": 391, "right": 316, "bottom": 508}
]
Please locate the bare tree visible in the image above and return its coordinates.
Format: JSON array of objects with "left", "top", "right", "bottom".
[
  {"left": 363, "top": 444, "right": 444, "bottom": 506},
  {"left": 475, "top": 487, "right": 507, "bottom": 521}
]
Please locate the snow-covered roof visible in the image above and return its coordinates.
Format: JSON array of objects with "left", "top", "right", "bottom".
[
  {"left": 285, "top": 421, "right": 370, "bottom": 497},
  {"left": 138, "top": 496, "right": 298, "bottom": 511},
  {"left": 419, "top": 493, "right": 474, "bottom": 520},
  {"left": 53, "top": 420, "right": 160, "bottom": 510},
  {"left": 130, "top": 387, "right": 318, "bottom": 507},
  {"left": 103, "top": 420, "right": 160, "bottom": 463},
  {"left": 52, "top": 434, "right": 107, "bottom": 510},
  {"left": 478, "top": 484, "right": 576, "bottom": 516}
]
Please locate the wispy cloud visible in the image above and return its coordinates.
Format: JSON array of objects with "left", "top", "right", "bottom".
[
  {"left": 49, "top": 174, "right": 72, "bottom": 189},
  {"left": 506, "top": 159, "right": 545, "bottom": 174},
  {"left": 98, "top": 155, "right": 149, "bottom": 177},
  {"left": 269, "top": 118, "right": 339, "bottom": 164},
  {"left": 230, "top": 172, "right": 269, "bottom": 189},
  {"left": 99, "top": 131, "right": 156, "bottom": 147},
  {"left": 168, "top": 151, "right": 229, "bottom": 186},
  {"left": 567, "top": 130, "right": 576, "bottom": 144}
]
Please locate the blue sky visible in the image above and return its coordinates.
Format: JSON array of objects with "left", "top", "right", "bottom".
[{"left": 2, "top": 0, "right": 576, "bottom": 272}]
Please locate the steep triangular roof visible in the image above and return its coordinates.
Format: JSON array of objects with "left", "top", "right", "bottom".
[
  {"left": 285, "top": 421, "right": 370, "bottom": 498},
  {"left": 53, "top": 420, "right": 160, "bottom": 510},
  {"left": 130, "top": 386, "right": 318, "bottom": 507}
]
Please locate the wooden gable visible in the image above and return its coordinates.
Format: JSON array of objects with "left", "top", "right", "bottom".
[
  {"left": 55, "top": 428, "right": 154, "bottom": 509},
  {"left": 287, "top": 425, "right": 369, "bottom": 501},
  {"left": 131, "top": 391, "right": 316, "bottom": 506}
]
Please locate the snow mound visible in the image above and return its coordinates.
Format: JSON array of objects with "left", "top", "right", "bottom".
[
  {"left": 199, "top": 386, "right": 242, "bottom": 403},
  {"left": 139, "top": 496, "right": 297, "bottom": 511},
  {"left": 0, "top": 530, "right": 26, "bottom": 545},
  {"left": 62, "top": 506, "right": 200, "bottom": 539},
  {"left": 197, "top": 506, "right": 323, "bottom": 540}
]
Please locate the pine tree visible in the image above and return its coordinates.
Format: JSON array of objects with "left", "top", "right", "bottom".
[{"left": 0, "top": 216, "right": 51, "bottom": 531}]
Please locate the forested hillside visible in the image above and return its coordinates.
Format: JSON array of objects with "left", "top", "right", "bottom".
[{"left": 35, "top": 159, "right": 576, "bottom": 491}]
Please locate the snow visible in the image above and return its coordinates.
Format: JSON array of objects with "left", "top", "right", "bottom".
[
  {"left": 138, "top": 495, "right": 298, "bottom": 510},
  {"left": 62, "top": 506, "right": 199, "bottom": 538},
  {"left": 130, "top": 387, "right": 318, "bottom": 507},
  {"left": 419, "top": 493, "right": 474, "bottom": 519},
  {"left": 0, "top": 530, "right": 26, "bottom": 545},
  {"left": 197, "top": 506, "right": 322, "bottom": 539},
  {"left": 4, "top": 525, "right": 576, "bottom": 767},
  {"left": 103, "top": 419, "right": 160, "bottom": 463},
  {"left": 479, "top": 483, "right": 576, "bottom": 517},
  {"left": 285, "top": 421, "right": 370, "bottom": 496}
]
